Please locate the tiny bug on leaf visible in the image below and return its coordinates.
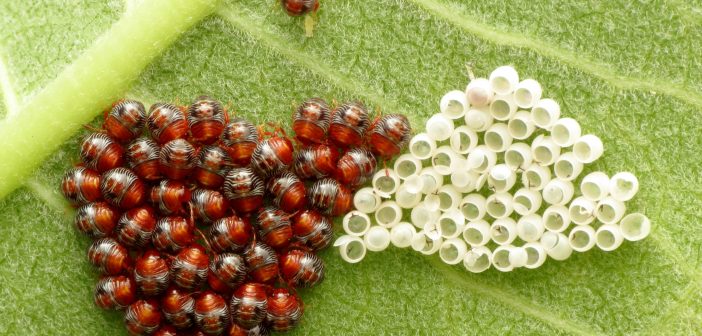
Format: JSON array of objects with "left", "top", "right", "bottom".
[
  {"left": 228, "top": 323, "right": 270, "bottom": 336},
  {"left": 220, "top": 117, "right": 259, "bottom": 166},
  {"left": 161, "top": 287, "right": 195, "bottom": 329},
  {"left": 80, "top": 133, "right": 126, "bottom": 173},
  {"left": 94, "top": 275, "right": 137, "bottom": 310},
  {"left": 75, "top": 202, "right": 120, "bottom": 238},
  {"left": 152, "top": 325, "right": 178, "bottom": 336},
  {"left": 134, "top": 250, "right": 171, "bottom": 297},
  {"left": 280, "top": 0, "right": 319, "bottom": 16},
  {"left": 208, "top": 215, "right": 253, "bottom": 253},
  {"left": 126, "top": 137, "right": 162, "bottom": 181},
  {"left": 255, "top": 207, "right": 294, "bottom": 250},
  {"left": 104, "top": 99, "right": 146, "bottom": 143},
  {"left": 292, "top": 98, "right": 330, "bottom": 145},
  {"left": 333, "top": 147, "right": 377, "bottom": 187},
  {"left": 308, "top": 178, "right": 352, "bottom": 216},
  {"left": 188, "top": 96, "right": 227, "bottom": 145},
  {"left": 115, "top": 205, "right": 157, "bottom": 248},
  {"left": 159, "top": 139, "right": 197, "bottom": 180},
  {"left": 266, "top": 288, "right": 303, "bottom": 332},
  {"left": 149, "top": 180, "right": 191, "bottom": 216},
  {"left": 292, "top": 144, "right": 339, "bottom": 180},
  {"left": 280, "top": 0, "right": 320, "bottom": 37},
  {"left": 223, "top": 167, "right": 265, "bottom": 214},
  {"left": 149, "top": 180, "right": 191, "bottom": 215},
  {"left": 230, "top": 283, "right": 268, "bottom": 330},
  {"left": 266, "top": 171, "right": 307, "bottom": 213},
  {"left": 191, "top": 188, "right": 228, "bottom": 223},
  {"left": 250, "top": 137, "right": 294, "bottom": 177},
  {"left": 171, "top": 244, "right": 209, "bottom": 290},
  {"left": 152, "top": 216, "right": 195, "bottom": 253},
  {"left": 279, "top": 249, "right": 325, "bottom": 288},
  {"left": 369, "top": 114, "right": 412, "bottom": 158},
  {"left": 124, "top": 299, "right": 163, "bottom": 336},
  {"left": 194, "top": 291, "right": 230, "bottom": 335},
  {"left": 243, "top": 242, "right": 279, "bottom": 284},
  {"left": 88, "top": 238, "right": 131, "bottom": 275},
  {"left": 329, "top": 101, "right": 370, "bottom": 148},
  {"left": 292, "top": 209, "right": 333, "bottom": 251},
  {"left": 148, "top": 103, "right": 189, "bottom": 144},
  {"left": 209, "top": 253, "right": 248, "bottom": 290},
  {"left": 61, "top": 167, "right": 102, "bottom": 206},
  {"left": 100, "top": 167, "right": 147, "bottom": 209},
  {"left": 194, "top": 145, "right": 232, "bottom": 189}
]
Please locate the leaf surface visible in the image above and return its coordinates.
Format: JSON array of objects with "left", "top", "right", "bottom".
[{"left": 1, "top": 0, "right": 701, "bottom": 335}]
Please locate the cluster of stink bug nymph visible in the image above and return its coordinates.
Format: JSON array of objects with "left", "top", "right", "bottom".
[{"left": 61, "top": 95, "right": 410, "bottom": 335}]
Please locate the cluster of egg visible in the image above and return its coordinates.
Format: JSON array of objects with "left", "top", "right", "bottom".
[
  {"left": 60, "top": 96, "right": 408, "bottom": 335},
  {"left": 335, "top": 66, "right": 651, "bottom": 273}
]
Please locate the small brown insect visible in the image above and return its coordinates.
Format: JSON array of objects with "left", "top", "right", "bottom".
[
  {"left": 161, "top": 287, "right": 195, "bottom": 329},
  {"left": 152, "top": 216, "right": 194, "bottom": 253},
  {"left": 126, "top": 137, "right": 162, "bottom": 181},
  {"left": 150, "top": 180, "right": 191, "bottom": 215},
  {"left": 292, "top": 210, "right": 333, "bottom": 251},
  {"left": 220, "top": 118, "right": 259, "bottom": 166},
  {"left": 208, "top": 216, "right": 253, "bottom": 253},
  {"left": 333, "top": 147, "right": 377, "bottom": 187},
  {"left": 124, "top": 299, "right": 163, "bottom": 335},
  {"left": 193, "top": 145, "right": 232, "bottom": 189},
  {"left": 292, "top": 98, "right": 330, "bottom": 145},
  {"left": 369, "top": 114, "right": 412, "bottom": 158},
  {"left": 147, "top": 103, "right": 189, "bottom": 144},
  {"left": 189, "top": 96, "right": 227, "bottom": 145},
  {"left": 279, "top": 249, "right": 325, "bottom": 288},
  {"left": 230, "top": 283, "right": 268, "bottom": 329},
  {"left": 152, "top": 325, "right": 178, "bottom": 336},
  {"left": 243, "top": 242, "right": 279, "bottom": 284},
  {"left": 266, "top": 172, "right": 306, "bottom": 213},
  {"left": 266, "top": 288, "right": 303, "bottom": 332},
  {"left": 115, "top": 206, "right": 157, "bottom": 248},
  {"left": 209, "top": 253, "right": 248, "bottom": 289},
  {"left": 134, "top": 250, "right": 171, "bottom": 296},
  {"left": 328, "top": 101, "right": 370, "bottom": 148},
  {"left": 292, "top": 144, "right": 340, "bottom": 180},
  {"left": 255, "top": 207, "right": 293, "bottom": 250},
  {"left": 94, "top": 275, "right": 137, "bottom": 310},
  {"left": 194, "top": 291, "right": 230, "bottom": 335},
  {"left": 191, "top": 189, "right": 228, "bottom": 223},
  {"left": 308, "top": 178, "right": 352, "bottom": 216},
  {"left": 74, "top": 202, "right": 119, "bottom": 238},
  {"left": 171, "top": 244, "right": 209, "bottom": 290},
  {"left": 228, "top": 323, "right": 270, "bottom": 336},
  {"left": 104, "top": 99, "right": 146, "bottom": 143},
  {"left": 100, "top": 167, "right": 147, "bottom": 209},
  {"left": 80, "top": 133, "right": 125, "bottom": 173},
  {"left": 250, "top": 137, "right": 294, "bottom": 177},
  {"left": 280, "top": 0, "right": 319, "bottom": 16},
  {"left": 222, "top": 168, "right": 265, "bottom": 214},
  {"left": 88, "top": 238, "right": 131, "bottom": 275},
  {"left": 159, "top": 139, "right": 196, "bottom": 180},
  {"left": 61, "top": 167, "right": 102, "bottom": 206}
]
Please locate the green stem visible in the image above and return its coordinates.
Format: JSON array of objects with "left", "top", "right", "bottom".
[{"left": 0, "top": 0, "right": 219, "bottom": 199}]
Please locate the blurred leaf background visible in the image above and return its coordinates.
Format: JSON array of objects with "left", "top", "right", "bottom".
[{"left": 0, "top": 0, "right": 701, "bottom": 334}]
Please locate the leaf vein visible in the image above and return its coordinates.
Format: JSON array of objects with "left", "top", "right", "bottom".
[
  {"left": 216, "top": 6, "right": 407, "bottom": 117},
  {"left": 639, "top": 277, "right": 702, "bottom": 336},
  {"left": 0, "top": 50, "right": 20, "bottom": 118},
  {"left": 408, "top": 0, "right": 702, "bottom": 109},
  {"left": 427, "top": 257, "right": 605, "bottom": 336}
]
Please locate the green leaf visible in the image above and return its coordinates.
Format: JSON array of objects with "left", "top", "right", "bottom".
[{"left": 1, "top": 0, "right": 701, "bottom": 335}]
